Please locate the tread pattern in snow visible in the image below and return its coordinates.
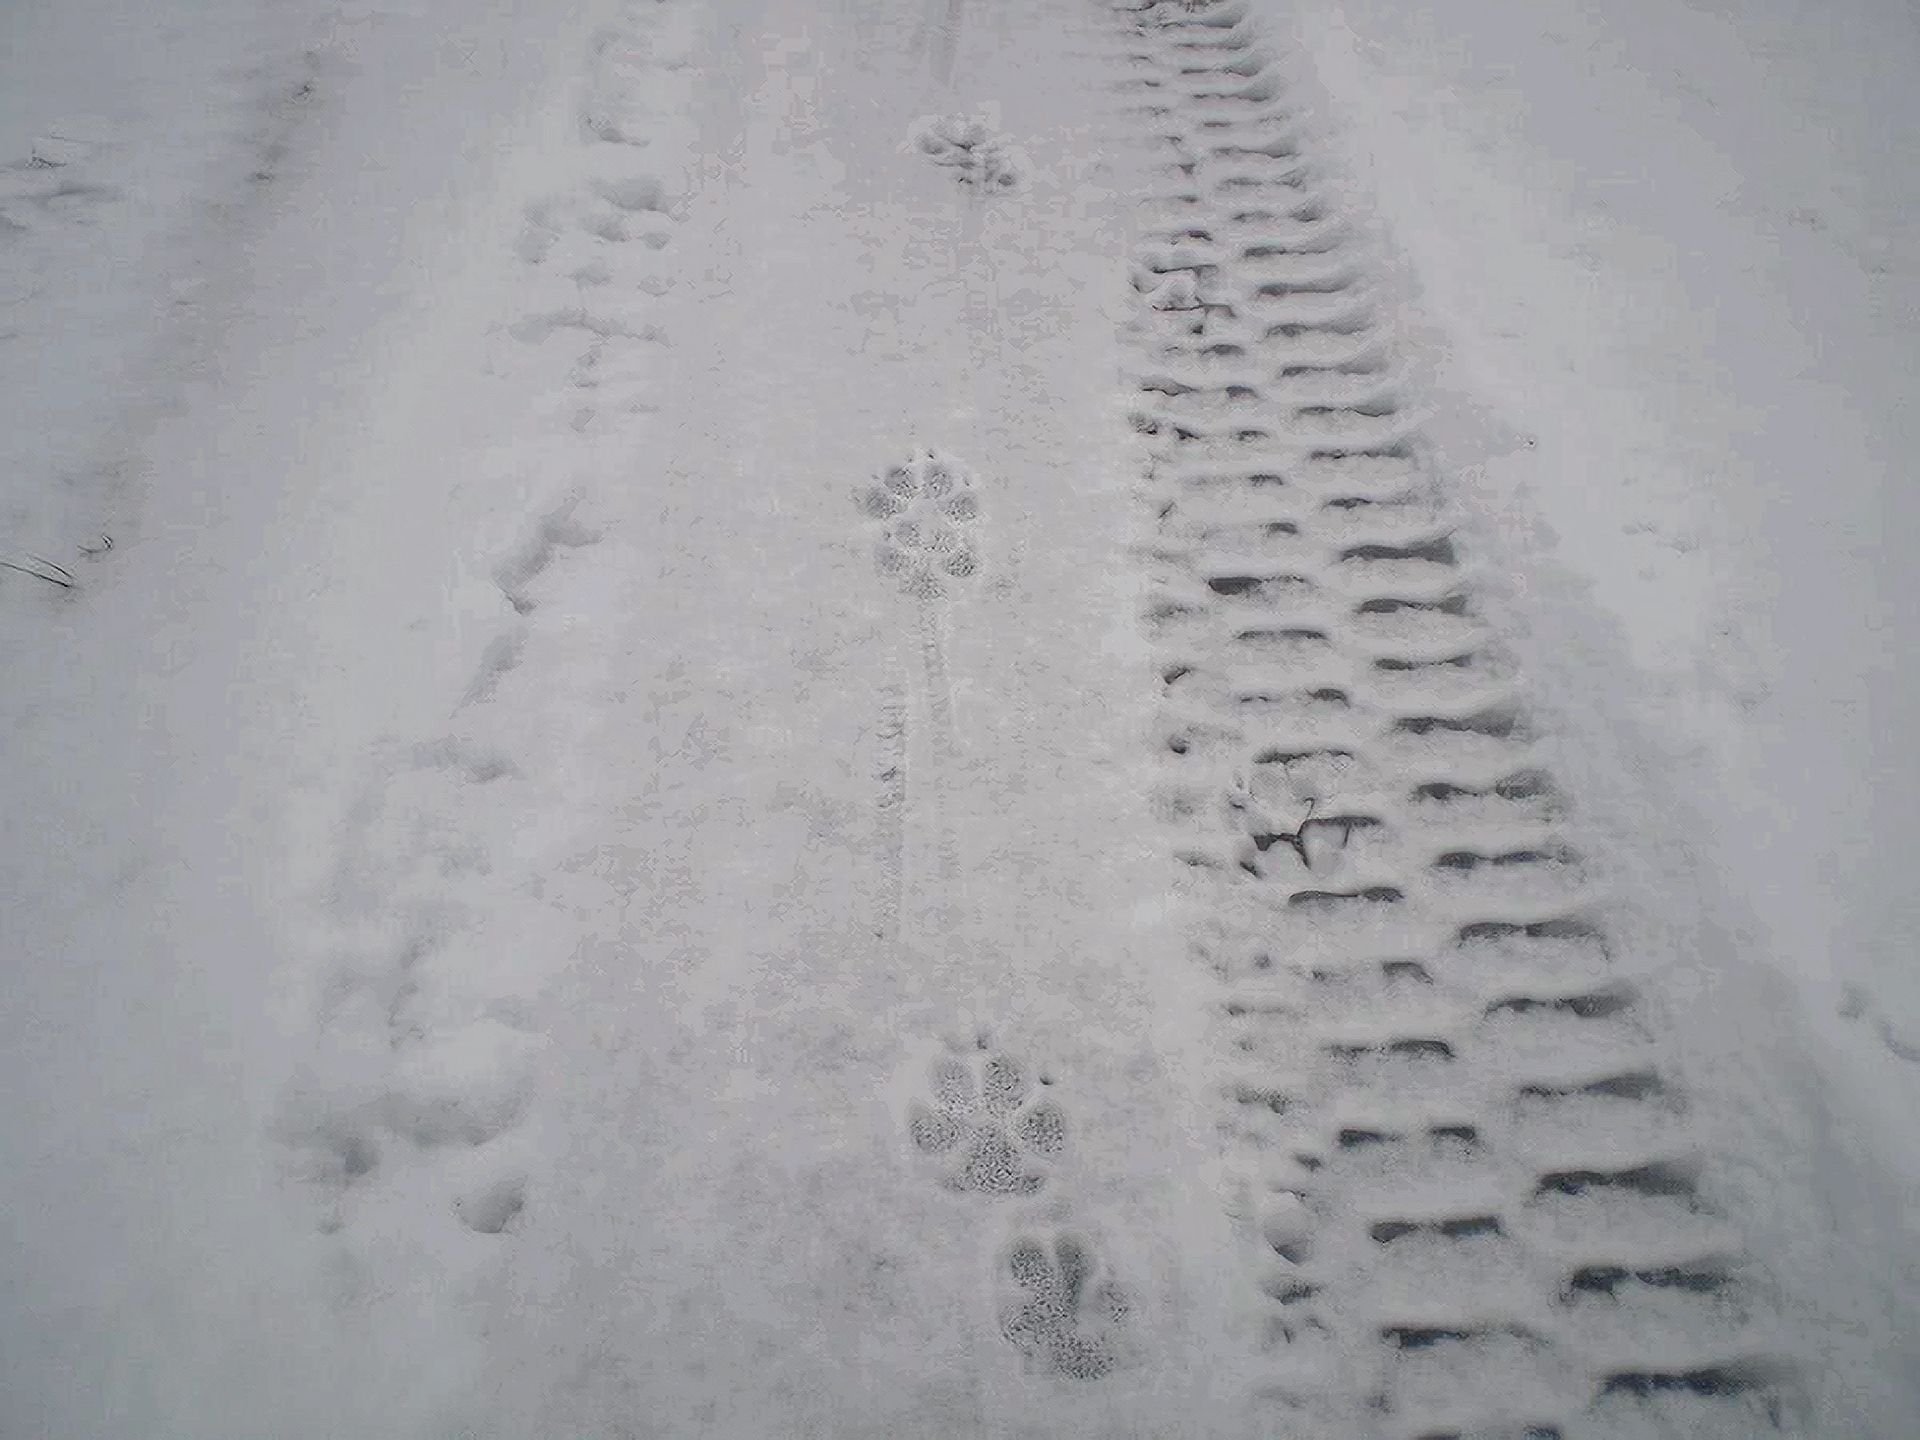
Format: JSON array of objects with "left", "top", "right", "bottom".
[{"left": 1109, "top": 3, "right": 1793, "bottom": 1436}]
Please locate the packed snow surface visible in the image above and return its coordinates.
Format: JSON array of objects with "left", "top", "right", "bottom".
[{"left": 2, "top": 0, "right": 1915, "bottom": 1437}]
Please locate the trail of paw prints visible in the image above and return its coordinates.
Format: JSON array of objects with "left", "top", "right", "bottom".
[
  {"left": 906, "top": 114, "right": 1031, "bottom": 193},
  {"left": 856, "top": 449, "right": 983, "bottom": 600},
  {"left": 502, "top": 5, "right": 695, "bottom": 435},
  {"left": 998, "top": 1225, "right": 1139, "bottom": 1380},
  {"left": 905, "top": 1038, "right": 1069, "bottom": 1197}
]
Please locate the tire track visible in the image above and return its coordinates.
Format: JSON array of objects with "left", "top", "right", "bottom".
[{"left": 1107, "top": 3, "right": 1795, "bottom": 1436}]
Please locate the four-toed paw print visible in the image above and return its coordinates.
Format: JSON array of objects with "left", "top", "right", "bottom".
[
  {"left": 905, "top": 1042, "right": 1068, "bottom": 1197},
  {"left": 999, "top": 1228, "right": 1136, "bottom": 1380},
  {"left": 856, "top": 449, "right": 983, "bottom": 599}
]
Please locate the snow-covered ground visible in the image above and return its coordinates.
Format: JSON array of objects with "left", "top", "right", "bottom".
[
  {"left": 1280, "top": 0, "right": 1920, "bottom": 1417},
  {"left": 1287, "top": 0, "right": 1920, "bottom": 1160},
  {"left": 2, "top": 0, "right": 1915, "bottom": 1436}
]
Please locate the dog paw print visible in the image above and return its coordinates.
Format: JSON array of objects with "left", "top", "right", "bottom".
[
  {"left": 856, "top": 449, "right": 982, "bottom": 599},
  {"left": 999, "top": 1229, "right": 1135, "bottom": 1380},
  {"left": 906, "top": 114, "right": 1030, "bottom": 192},
  {"left": 905, "top": 1044, "right": 1067, "bottom": 1196}
]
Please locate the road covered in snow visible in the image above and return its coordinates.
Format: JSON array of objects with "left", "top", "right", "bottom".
[{"left": 2, "top": 1, "right": 1915, "bottom": 1437}]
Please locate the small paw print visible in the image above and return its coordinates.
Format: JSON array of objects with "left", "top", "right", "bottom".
[
  {"left": 856, "top": 450, "right": 982, "bottom": 597},
  {"left": 907, "top": 115, "right": 1030, "bottom": 192},
  {"left": 999, "top": 1229, "right": 1135, "bottom": 1379},
  {"left": 905, "top": 1044, "right": 1067, "bottom": 1196}
]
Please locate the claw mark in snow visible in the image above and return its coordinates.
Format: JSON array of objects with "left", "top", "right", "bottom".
[{"left": 857, "top": 451, "right": 975, "bottom": 915}]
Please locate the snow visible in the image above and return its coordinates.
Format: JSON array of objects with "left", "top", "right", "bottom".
[
  {"left": 2, "top": 0, "right": 1916, "bottom": 1436},
  {"left": 1275, "top": 0, "right": 1920, "bottom": 1422},
  {"left": 1282, "top": 0, "right": 1920, "bottom": 1074}
]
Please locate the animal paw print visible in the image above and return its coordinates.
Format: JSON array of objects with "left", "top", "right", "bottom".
[
  {"left": 906, "top": 114, "right": 1029, "bottom": 192},
  {"left": 905, "top": 1043, "right": 1067, "bottom": 1196},
  {"left": 856, "top": 449, "right": 982, "bottom": 599},
  {"left": 999, "top": 1228, "right": 1135, "bottom": 1380}
]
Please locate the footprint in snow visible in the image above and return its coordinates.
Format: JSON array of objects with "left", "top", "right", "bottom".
[
  {"left": 905, "top": 1041, "right": 1068, "bottom": 1197},
  {"left": 906, "top": 114, "right": 1030, "bottom": 193},
  {"left": 455, "top": 1173, "right": 528, "bottom": 1235},
  {"left": 856, "top": 449, "right": 982, "bottom": 600},
  {"left": 997, "top": 1226, "right": 1137, "bottom": 1379}
]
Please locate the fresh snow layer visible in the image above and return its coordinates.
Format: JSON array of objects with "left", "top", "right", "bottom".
[{"left": 2, "top": 0, "right": 1917, "bottom": 1436}]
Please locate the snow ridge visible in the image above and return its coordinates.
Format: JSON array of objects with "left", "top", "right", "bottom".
[{"left": 1110, "top": 2, "right": 1798, "bottom": 1435}]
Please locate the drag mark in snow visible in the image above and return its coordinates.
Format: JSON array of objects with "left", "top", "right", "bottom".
[
  {"left": 903, "top": 1037, "right": 1069, "bottom": 1197},
  {"left": 922, "top": 0, "right": 964, "bottom": 88},
  {"left": 874, "top": 681, "right": 908, "bottom": 944},
  {"left": 917, "top": 604, "right": 959, "bottom": 771},
  {"left": 912, "top": 605, "right": 967, "bottom": 900},
  {"left": 906, "top": 0, "right": 969, "bottom": 90},
  {"left": 1111, "top": 1, "right": 1796, "bottom": 1434},
  {"left": 857, "top": 449, "right": 980, "bottom": 924}
]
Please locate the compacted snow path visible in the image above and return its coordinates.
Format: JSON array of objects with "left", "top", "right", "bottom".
[
  {"left": 439, "top": 2, "right": 1260, "bottom": 1435},
  {"left": 286, "top": 1, "right": 1241, "bottom": 1435}
]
